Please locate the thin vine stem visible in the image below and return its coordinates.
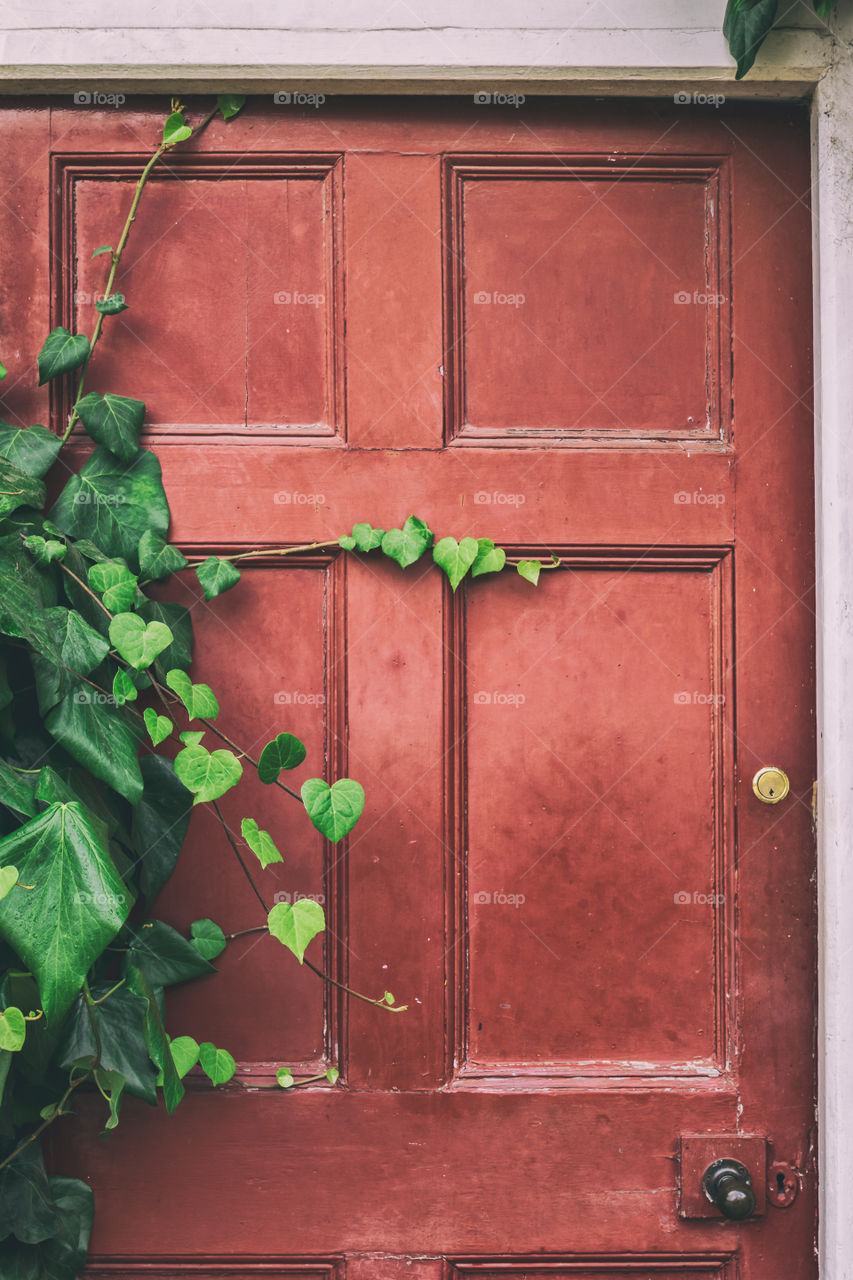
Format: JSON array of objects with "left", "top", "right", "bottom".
[
  {"left": 181, "top": 540, "right": 340, "bottom": 565},
  {"left": 0, "top": 1072, "right": 91, "bottom": 1174}
]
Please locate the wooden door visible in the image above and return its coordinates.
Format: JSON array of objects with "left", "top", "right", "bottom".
[{"left": 6, "top": 95, "right": 816, "bottom": 1280}]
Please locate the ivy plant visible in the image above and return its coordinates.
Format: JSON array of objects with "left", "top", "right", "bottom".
[
  {"left": 724, "top": 0, "right": 839, "bottom": 78},
  {"left": 0, "top": 95, "right": 555, "bottom": 1277}
]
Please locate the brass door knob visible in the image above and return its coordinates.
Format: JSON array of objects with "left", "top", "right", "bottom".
[
  {"left": 752, "top": 766, "right": 790, "bottom": 804},
  {"left": 702, "top": 1158, "right": 757, "bottom": 1220}
]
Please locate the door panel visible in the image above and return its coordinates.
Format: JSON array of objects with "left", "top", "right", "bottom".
[{"left": 1, "top": 96, "right": 814, "bottom": 1277}]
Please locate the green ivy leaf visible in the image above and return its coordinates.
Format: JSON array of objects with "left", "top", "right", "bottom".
[
  {"left": 23, "top": 534, "right": 66, "bottom": 566},
  {"left": 75, "top": 392, "right": 145, "bottom": 463},
  {"left": 0, "top": 866, "right": 19, "bottom": 900},
  {"left": 94, "top": 293, "right": 128, "bottom": 316},
  {"left": 241, "top": 817, "right": 283, "bottom": 868},
  {"left": 112, "top": 668, "right": 137, "bottom": 706},
  {"left": 143, "top": 707, "right": 173, "bottom": 747},
  {"left": 471, "top": 538, "right": 507, "bottom": 578},
  {"left": 132, "top": 755, "right": 192, "bottom": 907},
  {"left": 163, "top": 111, "right": 192, "bottom": 145},
  {"left": 268, "top": 897, "right": 325, "bottom": 964},
  {"left": 138, "top": 599, "right": 193, "bottom": 674},
  {"left": 0, "top": 1006, "right": 26, "bottom": 1052},
  {"left": 301, "top": 778, "right": 365, "bottom": 843},
  {"left": 194, "top": 555, "right": 241, "bottom": 601},
  {"left": 174, "top": 743, "right": 243, "bottom": 804},
  {"left": 37, "top": 327, "right": 90, "bottom": 385},
  {"left": 168, "top": 1034, "right": 199, "bottom": 1079},
  {"left": 45, "top": 689, "right": 143, "bottom": 805},
  {"left": 0, "top": 802, "right": 130, "bottom": 1022},
  {"left": 87, "top": 559, "right": 138, "bottom": 612},
  {"left": 812, "top": 0, "right": 836, "bottom": 12},
  {"left": 198, "top": 1042, "right": 235, "bottom": 1086},
  {"left": 0, "top": 535, "right": 62, "bottom": 666},
  {"left": 0, "top": 421, "right": 62, "bottom": 478},
  {"left": 381, "top": 515, "right": 433, "bottom": 569},
  {"left": 0, "top": 761, "right": 35, "bottom": 819},
  {"left": 59, "top": 984, "right": 158, "bottom": 1104},
  {"left": 338, "top": 535, "right": 356, "bottom": 550},
  {"left": 91, "top": 244, "right": 113, "bottom": 259},
  {"left": 165, "top": 668, "right": 219, "bottom": 719},
  {"left": 124, "top": 964, "right": 184, "bottom": 1114},
  {"left": 94, "top": 1067, "right": 126, "bottom": 1131},
  {"left": 0, "top": 1175, "right": 94, "bottom": 1277},
  {"left": 109, "top": 613, "right": 173, "bottom": 670},
  {"left": 138, "top": 531, "right": 188, "bottom": 579},
  {"left": 0, "top": 1143, "right": 61, "bottom": 1244},
  {"left": 346, "top": 522, "right": 385, "bottom": 552},
  {"left": 257, "top": 731, "right": 306, "bottom": 783},
  {"left": 190, "top": 918, "right": 226, "bottom": 960},
  {"left": 124, "top": 920, "right": 216, "bottom": 988},
  {"left": 276, "top": 1067, "right": 294, "bottom": 1088},
  {"left": 517, "top": 559, "right": 541, "bottom": 586},
  {"left": 217, "top": 93, "right": 246, "bottom": 119},
  {"left": 326, "top": 1066, "right": 339, "bottom": 1084},
  {"left": 433, "top": 535, "right": 479, "bottom": 591},
  {"left": 31, "top": 605, "right": 111, "bottom": 714},
  {"left": 179, "top": 730, "right": 204, "bottom": 746},
  {"left": 723, "top": 0, "right": 779, "bottom": 77},
  {"left": 49, "top": 446, "right": 170, "bottom": 570},
  {"left": 0, "top": 457, "right": 46, "bottom": 516}
]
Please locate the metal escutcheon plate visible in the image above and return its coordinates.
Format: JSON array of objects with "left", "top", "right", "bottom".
[{"left": 752, "top": 767, "right": 790, "bottom": 804}]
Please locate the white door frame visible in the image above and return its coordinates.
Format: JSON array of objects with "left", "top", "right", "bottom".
[{"left": 2, "top": 7, "right": 851, "bottom": 1274}]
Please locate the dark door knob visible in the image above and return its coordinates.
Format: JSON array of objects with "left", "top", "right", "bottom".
[{"left": 702, "top": 1158, "right": 757, "bottom": 1220}]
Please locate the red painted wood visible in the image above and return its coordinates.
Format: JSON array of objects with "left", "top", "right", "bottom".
[{"left": 0, "top": 97, "right": 815, "bottom": 1278}]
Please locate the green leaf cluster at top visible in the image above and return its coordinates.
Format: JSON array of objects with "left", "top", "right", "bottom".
[{"left": 723, "top": 0, "right": 838, "bottom": 79}]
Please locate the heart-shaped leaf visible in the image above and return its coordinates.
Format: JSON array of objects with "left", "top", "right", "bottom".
[
  {"left": 433, "top": 535, "right": 479, "bottom": 591},
  {"left": 381, "top": 515, "right": 433, "bottom": 569},
  {"left": 195, "top": 555, "right": 241, "bottom": 601},
  {"left": 0, "top": 1006, "right": 26, "bottom": 1052},
  {"left": 75, "top": 392, "right": 145, "bottom": 463},
  {"left": 257, "top": 732, "right": 306, "bottom": 783},
  {"left": 276, "top": 1067, "right": 294, "bottom": 1088},
  {"left": 109, "top": 613, "right": 173, "bottom": 670},
  {"left": 517, "top": 560, "right": 542, "bottom": 586},
  {"left": 37, "top": 327, "right": 90, "bottom": 385},
  {"left": 163, "top": 111, "right": 192, "bottom": 145},
  {"left": 88, "top": 559, "right": 138, "bottom": 612},
  {"left": 341, "top": 522, "right": 385, "bottom": 552},
  {"left": 94, "top": 293, "right": 128, "bottom": 316},
  {"left": 168, "top": 1034, "right": 199, "bottom": 1079},
  {"left": 165, "top": 668, "right": 219, "bottom": 720},
  {"left": 112, "top": 668, "right": 137, "bottom": 706},
  {"left": 217, "top": 93, "right": 246, "bottom": 120},
  {"left": 268, "top": 897, "right": 325, "bottom": 963},
  {"left": 190, "top": 918, "right": 226, "bottom": 960},
  {"left": 0, "top": 421, "right": 62, "bottom": 478},
  {"left": 174, "top": 744, "right": 243, "bottom": 804},
  {"left": 471, "top": 538, "right": 507, "bottom": 578},
  {"left": 94, "top": 1066, "right": 126, "bottom": 1131},
  {"left": 301, "top": 778, "right": 365, "bottom": 843},
  {"left": 198, "top": 1042, "right": 235, "bottom": 1086},
  {"left": 179, "top": 730, "right": 205, "bottom": 747},
  {"left": 143, "top": 707, "right": 173, "bottom": 747},
  {"left": 0, "top": 866, "right": 18, "bottom": 902},
  {"left": 138, "top": 531, "right": 188, "bottom": 579},
  {"left": 241, "top": 817, "right": 283, "bottom": 868}
]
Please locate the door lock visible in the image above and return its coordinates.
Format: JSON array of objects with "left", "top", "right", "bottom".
[
  {"left": 752, "top": 766, "right": 790, "bottom": 804},
  {"left": 702, "top": 1158, "right": 757, "bottom": 1220}
]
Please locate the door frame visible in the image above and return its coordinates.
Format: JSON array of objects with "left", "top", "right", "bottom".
[{"left": 2, "top": 12, "right": 851, "bottom": 1271}]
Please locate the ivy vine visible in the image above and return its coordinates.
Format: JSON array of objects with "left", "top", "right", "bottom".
[
  {"left": 0, "top": 95, "right": 551, "bottom": 1277},
  {"left": 724, "top": 0, "right": 839, "bottom": 78}
]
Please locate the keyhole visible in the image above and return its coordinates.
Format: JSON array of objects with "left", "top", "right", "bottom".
[
  {"left": 777, "top": 1171, "right": 787, "bottom": 1194},
  {"left": 768, "top": 787, "right": 775, "bottom": 796}
]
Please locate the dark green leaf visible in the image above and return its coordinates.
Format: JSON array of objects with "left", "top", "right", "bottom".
[
  {"left": 93, "top": 293, "right": 128, "bottom": 316},
  {"left": 0, "top": 1176, "right": 94, "bottom": 1280},
  {"left": 268, "top": 897, "right": 325, "bottom": 964},
  {"left": 75, "top": 392, "right": 145, "bottom": 463},
  {"left": 0, "top": 536, "right": 61, "bottom": 666},
  {"left": 194, "top": 555, "right": 241, "bottom": 601},
  {"left": 381, "top": 515, "right": 433, "bottom": 569},
  {"left": 138, "top": 531, "right": 187, "bottom": 580},
  {"left": 48, "top": 447, "right": 169, "bottom": 569},
  {"left": 301, "top": 777, "right": 364, "bottom": 843},
  {"left": 124, "top": 965, "right": 184, "bottom": 1114},
  {"left": 0, "top": 458, "right": 45, "bottom": 517},
  {"left": 217, "top": 93, "right": 246, "bottom": 119},
  {"left": 257, "top": 731, "right": 306, "bottom": 782},
  {"left": 190, "top": 918, "right": 226, "bottom": 960},
  {"left": 723, "top": 0, "right": 778, "bottom": 77},
  {"left": 0, "top": 1143, "right": 60, "bottom": 1244},
  {"left": 45, "top": 689, "right": 143, "bottom": 805},
  {"left": 137, "top": 599, "right": 193, "bottom": 673},
  {"left": 0, "top": 760, "right": 36, "bottom": 819},
  {"left": 36, "top": 328, "right": 90, "bottom": 386},
  {"left": 0, "top": 802, "right": 130, "bottom": 1022},
  {"left": 59, "top": 984, "right": 158, "bottom": 1104},
  {"left": 132, "top": 754, "right": 192, "bottom": 906},
  {"left": 124, "top": 920, "right": 216, "bottom": 988}
]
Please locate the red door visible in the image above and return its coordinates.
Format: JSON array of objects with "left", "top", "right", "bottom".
[{"left": 5, "top": 95, "right": 815, "bottom": 1279}]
